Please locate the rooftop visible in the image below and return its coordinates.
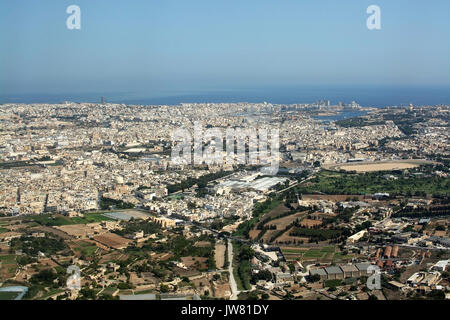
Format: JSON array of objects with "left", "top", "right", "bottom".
[
  {"left": 340, "top": 264, "right": 359, "bottom": 272},
  {"left": 325, "top": 266, "right": 343, "bottom": 275},
  {"left": 310, "top": 268, "right": 327, "bottom": 276}
]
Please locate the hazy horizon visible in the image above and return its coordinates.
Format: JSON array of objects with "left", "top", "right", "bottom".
[
  {"left": 1, "top": 85, "right": 450, "bottom": 107},
  {"left": 1, "top": 0, "right": 449, "bottom": 100}
]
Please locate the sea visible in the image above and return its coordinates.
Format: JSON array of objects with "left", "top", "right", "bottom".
[
  {"left": 1, "top": 85, "right": 449, "bottom": 109},
  {"left": 311, "top": 110, "right": 368, "bottom": 122}
]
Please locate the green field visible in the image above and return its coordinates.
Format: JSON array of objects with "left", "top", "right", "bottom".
[
  {"left": 0, "top": 255, "right": 16, "bottom": 264},
  {"left": 0, "top": 291, "right": 19, "bottom": 300},
  {"left": 284, "top": 246, "right": 353, "bottom": 261},
  {"left": 333, "top": 252, "right": 354, "bottom": 260},
  {"left": 234, "top": 198, "right": 281, "bottom": 238},
  {"left": 25, "top": 213, "right": 114, "bottom": 226},
  {"left": 168, "top": 194, "right": 184, "bottom": 200},
  {"left": 282, "top": 246, "right": 336, "bottom": 260},
  {"left": 325, "top": 279, "right": 343, "bottom": 288},
  {"left": 26, "top": 215, "right": 73, "bottom": 226},
  {"left": 40, "top": 288, "right": 64, "bottom": 300},
  {"left": 294, "top": 169, "right": 449, "bottom": 196},
  {"left": 281, "top": 248, "right": 306, "bottom": 254},
  {"left": 233, "top": 264, "right": 246, "bottom": 291},
  {"left": 303, "top": 249, "right": 328, "bottom": 258},
  {"left": 71, "top": 213, "right": 114, "bottom": 224},
  {"left": 232, "top": 242, "right": 249, "bottom": 291},
  {"left": 0, "top": 227, "right": 8, "bottom": 234},
  {"left": 73, "top": 242, "right": 98, "bottom": 257}
]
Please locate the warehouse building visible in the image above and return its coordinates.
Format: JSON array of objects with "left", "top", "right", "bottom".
[
  {"left": 309, "top": 262, "right": 375, "bottom": 281},
  {"left": 340, "top": 264, "right": 360, "bottom": 278},
  {"left": 325, "top": 266, "right": 344, "bottom": 280},
  {"left": 309, "top": 268, "right": 327, "bottom": 280},
  {"left": 355, "top": 262, "right": 372, "bottom": 276}
]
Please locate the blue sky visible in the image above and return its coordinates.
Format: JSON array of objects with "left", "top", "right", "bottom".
[{"left": 0, "top": 0, "right": 449, "bottom": 98}]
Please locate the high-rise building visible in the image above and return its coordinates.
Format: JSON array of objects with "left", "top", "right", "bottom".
[{"left": 101, "top": 96, "right": 105, "bottom": 104}]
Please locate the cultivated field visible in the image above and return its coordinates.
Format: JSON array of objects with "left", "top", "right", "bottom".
[
  {"left": 247, "top": 201, "right": 310, "bottom": 242},
  {"left": 302, "top": 194, "right": 367, "bottom": 202},
  {"left": 0, "top": 291, "right": 20, "bottom": 300},
  {"left": 181, "top": 256, "right": 208, "bottom": 269},
  {"left": 248, "top": 229, "right": 262, "bottom": 240},
  {"left": 93, "top": 232, "right": 131, "bottom": 250},
  {"left": 0, "top": 254, "right": 17, "bottom": 281},
  {"left": 257, "top": 210, "right": 309, "bottom": 243},
  {"left": 99, "top": 251, "right": 129, "bottom": 264},
  {"left": 69, "top": 240, "right": 99, "bottom": 258},
  {"left": 261, "top": 203, "right": 291, "bottom": 220},
  {"left": 55, "top": 223, "right": 103, "bottom": 238},
  {"left": 263, "top": 211, "right": 308, "bottom": 230},
  {"left": 30, "top": 226, "right": 73, "bottom": 240},
  {"left": 281, "top": 246, "right": 334, "bottom": 261},
  {"left": 280, "top": 246, "right": 354, "bottom": 262},
  {"left": 194, "top": 241, "right": 211, "bottom": 247},
  {"left": 274, "top": 231, "right": 309, "bottom": 245}
]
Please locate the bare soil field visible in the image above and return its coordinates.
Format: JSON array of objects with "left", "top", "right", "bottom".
[
  {"left": 99, "top": 251, "right": 129, "bottom": 263},
  {"left": 248, "top": 229, "right": 261, "bottom": 240},
  {"left": 260, "top": 229, "right": 280, "bottom": 242},
  {"left": 327, "top": 160, "right": 433, "bottom": 173},
  {"left": 260, "top": 203, "right": 291, "bottom": 221},
  {"left": 338, "top": 163, "right": 419, "bottom": 172},
  {"left": 174, "top": 267, "right": 201, "bottom": 278},
  {"left": 191, "top": 275, "right": 213, "bottom": 294},
  {"left": 37, "top": 258, "right": 60, "bottom": 268},
  {"left": 194, "top": 241, "right": 212, "bottom": 247},
  {"left": 214, "top": 243, "right": 226, "bottom": 269},
  {"left": 263, "top": 211, "right": 308, "bottom": 230},
  {"left": 181, "top": 256, "right": 208, "bottom": 270},
  {"left": 300, "top": 219, "right": 323, "bottom": 228},
  {"left": 222, "top": 221, "right": 241, "bottom": 233},
  {"left": 152, "top": 252, "right": 173, "bottom": 261},
  {"left": 250, "top": 204, "right": 304, "bottom": 242},
  {"left": 93, "top": 232, "right": 131, "bottom": 249},
  {"left": 302, "top": 194, "right": 368, "bottom": 202},
  {"left": 31, "top": 225, "right": 73, "bottom": 240},
  {"left": 213, "top": 281, "right": 231, "bottom": 299},
  {"left": 274, "top": 227, "right": 309, "bottom": 245},
  {"left": 55, "top": 223, "right": 103, "bottom": 239}
]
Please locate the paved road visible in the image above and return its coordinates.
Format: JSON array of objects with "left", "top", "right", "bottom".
[
  {"left": 275, "top": 172, "right": 315, "bottom": 194},
  {"left": 228, "top": 239, "right": 239, "bottom": 300},
  {"left": 297, "top": 263, "right": 317, "bottom": 278}
]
